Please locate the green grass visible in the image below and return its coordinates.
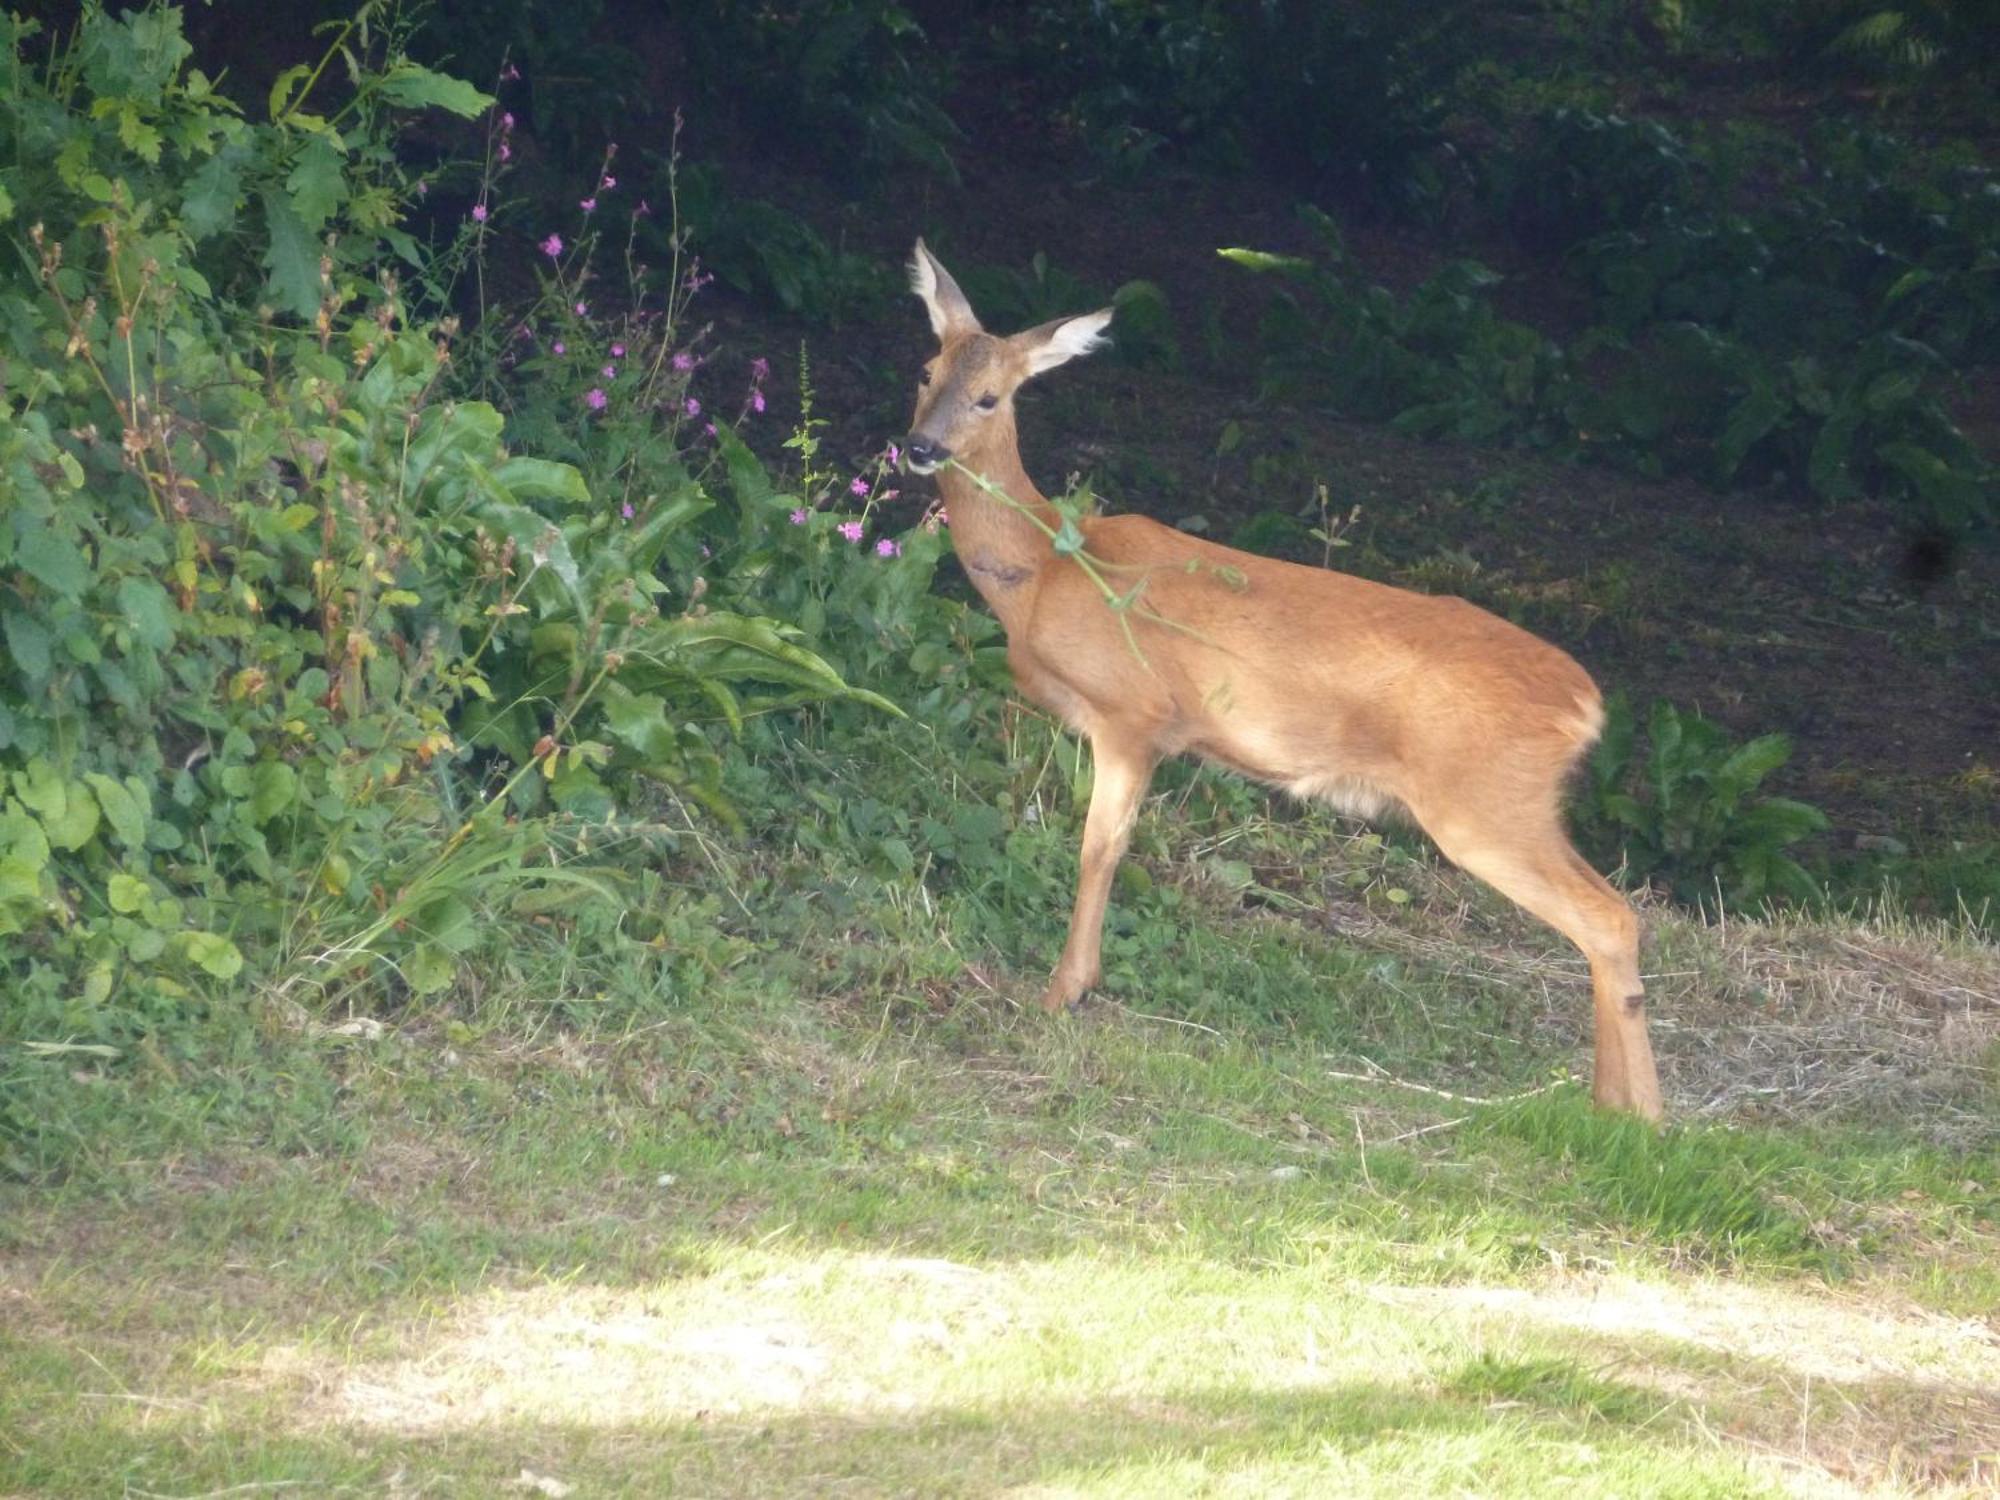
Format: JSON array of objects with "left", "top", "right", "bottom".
[{"left": 5, "top": 716, "right": 1998, "bottom": 1496}]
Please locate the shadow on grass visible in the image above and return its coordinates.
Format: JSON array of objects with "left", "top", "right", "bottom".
[{"left": 1, "top": 1361, "right": 1790, "bottom": 1499}]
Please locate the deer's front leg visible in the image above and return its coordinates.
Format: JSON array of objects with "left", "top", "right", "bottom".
[{"left": 1039, "top": 733, "right": 1155, "bottom": 1012}]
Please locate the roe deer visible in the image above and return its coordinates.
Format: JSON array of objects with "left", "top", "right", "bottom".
[{"left": 901, "top": 239, "right": 1662, "bottom": 1119}]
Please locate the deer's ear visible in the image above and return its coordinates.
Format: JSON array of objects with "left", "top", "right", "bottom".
[
  {"left": 1016, "top": 308, "right": 1114, "bottom": 377},
  {"left": 909, "top": 238, "right": 981, "bottom": 341}
]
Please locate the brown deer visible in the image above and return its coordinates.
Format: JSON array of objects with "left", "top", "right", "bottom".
[{"left": 901, "top": 239, "right": 1662, "bottom": 1120}]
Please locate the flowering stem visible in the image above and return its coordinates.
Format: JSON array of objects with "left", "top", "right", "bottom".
[{"left": 940, "top": 459, "right": 1228, "bottom": 667}]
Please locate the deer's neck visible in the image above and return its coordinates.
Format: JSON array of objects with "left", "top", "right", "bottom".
[{"left": 935, "top": 432, "right": 1063, "bottom": 614}]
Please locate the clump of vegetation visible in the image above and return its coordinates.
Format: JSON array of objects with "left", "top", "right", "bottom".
[{"left": 1575, "top": 699, "right": 1829, "bottom": 913}]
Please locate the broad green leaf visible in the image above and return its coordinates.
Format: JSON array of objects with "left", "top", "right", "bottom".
[
  {"left": 285, "top": 133, "right": 346, "bottom": 231},
  {"left": 403, "top": 942, "right": 455, "bottom": 995},
  {"left": 261, "top": 188, "right": 321, "bottom": 319},
  {"left": 15, "top": 524, "right": 89, "bottom": 597},
  {"left": 375, "top": 63, "right": 492, "bottom": 118},
  {"left": 115, "top": 575, "right": 175, "bottom": 649},
  {"left": 2, "top": 609, "right": 52, "bottom": 680},
  {"left": 181, "top": 147, "right": 242, "bottom": 239},
  {"left": 490, "top": 456, "right": 591, "bottom": 506},
  {"left": 183, "top": 930, "right": 244, "bottom": 980},
  {"left": 250, "top": 761, "right": 297, "bottom": 823},
  {"left": 83, "top": 772, "right": 146, "bottom": 849},
  {"left": 108, "top": 872, "right": 150, "bottom": 914}
]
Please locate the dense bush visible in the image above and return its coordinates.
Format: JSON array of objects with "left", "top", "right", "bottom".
[{"left": 0, "top": 3, "right": 896, "bottom": 1104}]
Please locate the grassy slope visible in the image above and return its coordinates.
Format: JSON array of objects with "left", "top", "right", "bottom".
[{"left": 4, "top": 724, "right": 1997, "bottom": 1497}]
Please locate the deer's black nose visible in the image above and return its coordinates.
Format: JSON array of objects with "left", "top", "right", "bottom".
[{"left": 903, "top": 437, "right": 950, "bottom": 473}]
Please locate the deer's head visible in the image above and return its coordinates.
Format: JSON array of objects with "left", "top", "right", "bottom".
[{"left": 902, "top": 238, "right": 1114, "bottom": 475}]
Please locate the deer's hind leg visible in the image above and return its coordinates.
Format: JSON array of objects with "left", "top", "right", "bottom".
[{"left": 1407, "top": 800, "right": 1663, "bottom": 1121}]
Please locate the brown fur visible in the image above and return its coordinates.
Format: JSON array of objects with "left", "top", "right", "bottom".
[{"left": 904, "top": 240, "right": 1662, "bottom": 1120}]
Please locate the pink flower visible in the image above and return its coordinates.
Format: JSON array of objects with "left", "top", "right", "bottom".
[
  {"left": 580, "top": 196, "right": 597, "bottom": 213},
  {"left": 621, "top": 501, "right": 635, "bottom": 520},
  {"left": 789, "top": 508, "right": 809, "bottom": 525},
  {"left": 704, "top": 422, "right": 717, "bottom": 437},
  {"left": 636, "top": 199, "right": 652, "bottom": 217},
  {"left": 574, "top": 301, "right": 587, "bottom": 316},
  {"left": 875, "top": 488, "right": 900, "bottom": 502},
  {"left": 610, "top": 343, "right": 625, "bottom": 357},
  {"left": 471, "top": 203, "right": 488, "bottom": 222},
  {"left": 849, "top": 477, "right": 869, "bottom": 497},
  {"left": 502, "top": 111, "right": 516, "bottom": 130},
  {"left": 602, "top": 364, "right": 617, "bottom": 379},
  {"left": 838, "top": 521, "right": 864, "bottom": 543},
  {"left": 885, "top": 442, "right": 901, "bottom": 467},
  {"left": 498, "top": 142, "right": 511, "bottom": 162},
  {"left": 683, "top": 396, "right": 701, "bottom": 418},
  {"left": 601, "top": 174, "right": 617, "bottom": 190},
  {"left": 552, "top": 340, "right": 566, "bottom": 355},
  {"left": 750, "top": 356, "right": 771, "bottom": 382},
  {"left": 586, "top": 388, "right": 608, "bottom": 411},
  {"left": 750, "top": 390, "right": 766, "bottom": 414},
  {"left": 875, "top": 537, "right": 901, "bottom": 558},
  {"left": 672, "top": 352, "right": 695, "bottom": 372},
  {"left": 541, "top": 233, "right": 563, "bottom": 257}
]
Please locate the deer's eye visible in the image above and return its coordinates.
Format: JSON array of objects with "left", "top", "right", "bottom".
[
  {"left": 918, "top": 369, "right": 933, "bottom": 387},
  {"left": 975, "top": 394, "right": 999, "bottom": 412}
]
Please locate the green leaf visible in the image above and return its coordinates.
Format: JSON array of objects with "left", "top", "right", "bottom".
[
  {"left": 403, "top": 942, "right": 456, "bottom": 995},
  {"left": 115, "top": 575, "right": 175, "bottom": 649},
  {"left": 83, "top": 773, "right": 146, "bottom": 849},
  {"left": 285, "top": 134, "right": 346, "bottom": 231},
  {"left": 250, "top": 761, "right": 297, "bottom": 823},
  {"left": 3, "top": 609, "right": 52, "bottom": 681},
  {"left": 183, "top": 930, "right": 245, "bottom": 980},
  {"left": 490, "top": 456, "right": 591, "bottom": 506},
  {"left": 261, "top": 188, "right": 321, "bottom": 319},
  {"left": 181, "top": 147, "right": 242, "bottom": 239},
  {"left": 108, "top": 872, "right": 150, "bottom": 914},
  {"left": 375, "top": 63, "right": 492, "bottom": 118},
  {"left": 1218, "top": 247, "right": 1313, "bottom": 275},
  {"left": 15, "top": 524, "right": 89, "bottom": 597},
  {"left": 1715, "top": 734, "right": 1792, "bottom": 792}
]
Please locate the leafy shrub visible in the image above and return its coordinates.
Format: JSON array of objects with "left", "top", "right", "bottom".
[
  {"left": 1032, "top": 0, "right": 1486, "bottom": 211},
  {"left": 1222, "top": 209, "right": 1570, "bottom": 444},
  {"left": 1576, "top": 698, "right": 1829, "bottom": 912},
  {"left": 0, "top": 4, "right": 883, "bottom": 1088}
]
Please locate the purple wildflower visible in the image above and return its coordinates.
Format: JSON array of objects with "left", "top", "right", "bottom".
[
  {"left": 611, "top": 343, "right": 625, "bottom": 358},
  {"left": 585, "top": 388, "right": 608, "bottom": 411},
  {"left": 684, "top": 396, "right": 702, "bottom": 418},
  {"left": 580, "top": 196, "right": 597, "bottom": 213},
  {"left": 750, "top": 356, "right": 771, "bottom": 382},
  {"left": 602, "top": 364, "right": 617, "bottom": 379},
  {"left": 621, "top": 501, "right": 635, "bottom": 520},
  {"left": 849, "top": 477, "right": 869, "bottom": 497},
  {"left": 574, "top": 300, "right": 587, "bottom": 316},
  {"left": 672, "top": 351, "right": 695, "bottom": 372},
  {"left": 636, "top": 199, "right": 652, "bottom": 217},
  {"left": 751, "top": 390, "right": 766, "bottom": 414},
  {"left": 471, "top": 202, "right": 488, "bottom": 223},
  {"left": 838, "top": 521, "right": 865, "bottom": 543},
  {"left": 885, "top": 442, "right": 902, "bottom": 467},
  {"left": 789, "top": 508, "right": 809, "bottom": 526},
  {"left": 540, "top": 233, "right": 563, "bottom": 258},
  {"left": 552, "top": 340, "right": 566, "bottom": 355},
  {"left": 875, "top": 537, "right": 901, "bottom": 558},
  {"left": 502, "top": 111, "right": 515, "bottom": 131},
  {"left": 498, "top": 142, "right": 511, "bottom": 162},
  {"left": 601, "top": 174, "right": 617, "bottom": 190}
]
